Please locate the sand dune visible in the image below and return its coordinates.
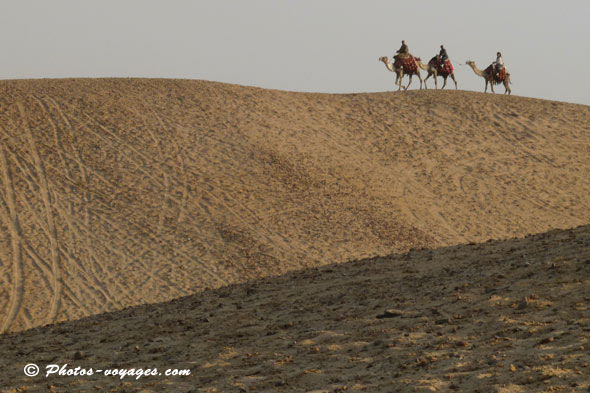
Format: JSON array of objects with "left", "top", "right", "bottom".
[
  {"left": 1, "top": 224, "right": 588, "bottom": 392},
  {"left": 0, "top": 79, "right": 589, "bottom": 334}
]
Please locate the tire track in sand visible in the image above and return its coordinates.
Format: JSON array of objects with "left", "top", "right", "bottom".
[
  {"left": 75, "top": 113, "right": 226, "bottom": 286},
  {"left": 18, "top": 103, "right": 63, "bottom": 325},
  {"left": 0, "top": 143, "right": 24, "bottom": 333},
  {"left": 149, "top": 110, "right": 190, "bottom": 225},
  {"left": 42, "top": 95, "right": 135, "bottom": 306},
  {"left": 33, "top": 95, "right": 120, "bottom": 307},
  {"left": 46, "top": 98, "right": 226, "bottom": 288}
]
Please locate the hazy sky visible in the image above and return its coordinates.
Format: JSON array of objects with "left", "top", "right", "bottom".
[{"left": 1, "top": 1, "right": 589, "bottom": 105}]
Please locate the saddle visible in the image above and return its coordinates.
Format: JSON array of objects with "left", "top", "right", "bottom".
[
  {"left": 394, "top": 54, "right": 418, "bottom": 73},
  {"left": 496, "top": 68, "right": 506, "bottom": 83},
  {"left": 438, "top": 60, "right": 453, "bottom": 75},
  {"left": 486, "top": 64, "right": 506, "bottom": 83},
  {"left": 428, "top": 57, "right": 453, "bottom": 76}
]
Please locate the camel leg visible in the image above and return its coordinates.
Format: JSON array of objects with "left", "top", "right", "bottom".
[
  {"left": 405, "top": 75, "right": 412, "bottom": 91},
  {"left": 441, "top": 76, "right": 447, "bottom": 90},
  {"left": 451, "top": 74, "right": 458, "bottom": 90},
  {"left": 484, "top": 80, "right": 488, "bottom": 93},
  {"left": 417, "top": 72, "right": 423, "bottom": 90},
  {"left": 424, "top": 72, "right": 436, "bottom": 90},
  {"left": 490, "top": 80, "right": 495, "bottom": 94},
  {"left": 505, "top": 81, "right": 511, "bottom": 95},
  {"left": 426, "top": 72, "right": 437, "bottom": 89}
]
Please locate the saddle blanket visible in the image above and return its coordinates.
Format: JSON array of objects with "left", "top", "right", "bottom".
[
  {"left": 440, "top": 60, "right": 453, "bottom": 75},
  {"left": 485, "top": 64, "right": 506, "bottom": 83},
  {"left": 428, "top": 57, "right": 453, "bottom": 75},
  {"left": 394, "top": 55, "right": 417, "bottom": 73}
]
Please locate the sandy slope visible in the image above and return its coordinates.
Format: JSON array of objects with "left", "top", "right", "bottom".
[
  {"left": 1, "top": 225, "right": 588, "bottom": 392},
  {"left": 0, "top": 79, "right": 589, "bottom": 333}
]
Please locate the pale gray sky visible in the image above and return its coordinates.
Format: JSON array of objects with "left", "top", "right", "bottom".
[{"left": 1, "top": 1, "right": 589, "bottom": 105}]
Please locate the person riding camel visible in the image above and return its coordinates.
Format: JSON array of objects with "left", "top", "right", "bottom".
[
  {"left": 438, "top": 45, "right": 449, "bottom": 64},
  {"left": 395, "top": 40, "right": 410, "bottom": 60},
  {"left": 435, "top": 44, "right": 454, "bottom": 74},
  {"left": 493, "top": 51, "right": 504, "bottom": 77}
]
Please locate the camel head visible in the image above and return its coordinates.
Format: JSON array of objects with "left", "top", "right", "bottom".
[
  {"left": 378, "top": 56, "right": 389, "bottom": 64},
  {"left": 466, "top": 60, "right": 474, "bottom": 66}
]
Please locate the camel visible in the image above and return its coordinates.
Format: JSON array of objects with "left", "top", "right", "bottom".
[
  {"left": 415, "top": 58, "right": 458, "bottom": 90},
  {"left": 466, "top": 60, "right": 511, "bottom": 94},
  {"left": 379, "top": 56, "right": 423, "bottom": 91},
  {"left": 378, "top": 56, "right": 404, "bottom": 90}
]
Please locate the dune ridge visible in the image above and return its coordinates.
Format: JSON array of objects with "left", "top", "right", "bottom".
[{"left": 0, "top": 78, "right": 589, "bottom": 333}]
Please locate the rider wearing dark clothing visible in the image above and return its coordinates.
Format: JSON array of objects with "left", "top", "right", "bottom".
[
  {"left": 396, "top": 40, "right": 409, "bottom": 58},
  {"left": 439, "top": 45, "right": 449, "bottom": 63}
]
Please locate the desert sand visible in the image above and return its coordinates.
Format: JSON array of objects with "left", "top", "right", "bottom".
[
  {"left": 0, "top": 78, "right": 589, "bottom": 391},
  {"left": 1, "top": 79, "right": 589, "bottom": 334}
]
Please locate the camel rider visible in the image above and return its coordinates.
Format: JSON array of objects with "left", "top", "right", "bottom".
[
  {"left": 439, "top": 45, "right": 449, "bottom": 64},
  {"left": 493, "top": 51, "right": 504, "bottom": 75},
  {"left": 395, "top": 40, "right": 409, "bottom": 60}
]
